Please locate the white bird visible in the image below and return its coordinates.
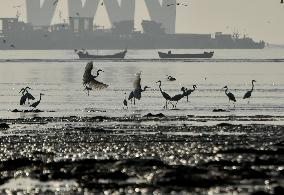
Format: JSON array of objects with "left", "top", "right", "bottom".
[{"left": 82, "top": 61, "right": 108, "bottom": 93}]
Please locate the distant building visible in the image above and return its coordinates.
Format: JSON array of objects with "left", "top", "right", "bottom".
[{"left": 0, "top": 17, "right": 265, "bottom": 50}]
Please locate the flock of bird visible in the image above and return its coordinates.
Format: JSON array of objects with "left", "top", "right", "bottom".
[
  {"left": 81, "top": 62, "right": 256, "bottom": 110},
  {"left": 19, "top": 87, "right": 44, "bottom": 109},
  {"left": 17, "top": 60, "right": 256, "bottom": 110},
  {"left": 18, "top": 62, "right": 256, "bottom": 110}
]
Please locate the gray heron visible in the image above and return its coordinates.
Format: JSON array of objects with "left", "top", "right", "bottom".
[
  {"left": 156, "top": 80, "right": 173, "bottom": 109},
  {"left": 30, "top": 93, "right": 44, "bottom": 109},
  {"left": 224, "top": 86, "right": 236, "bottom": 105},
  {"left": 82, "top": 61, "right": 108, "bottom": 95},
  {"left": 184, "top": 85, "right": 197, "bottom": 102},
  {"left": 19, "top": 87, "right": 35, "bottom": 105},
  {"left": 243, "top": 80, "right": 256, "bottom": 104},
  {"left": 128, "top": 72, "right": 149, "bottom": 105},
  {"left": 123, "top": 92, "right": 128, "bottom": 108},
  {"left": 166, "top": 75, "right": 176, "bottom": 81},
  {"left": 170, "top": 87, "right": 187, "bottom": 108}
]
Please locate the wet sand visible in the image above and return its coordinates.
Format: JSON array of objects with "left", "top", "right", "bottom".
[{"left": 0, "top": 114, "right": 283, "bottom": 194}]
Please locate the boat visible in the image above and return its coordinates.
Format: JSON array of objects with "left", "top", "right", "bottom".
[
  {"left": 158, "top": 51, "right": 214, "bottom": 59},
  {"left": 75, "top": 49, "right": 127, "bottom": 59}
]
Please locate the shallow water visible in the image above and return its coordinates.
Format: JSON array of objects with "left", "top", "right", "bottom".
[
  {"left": 0, "top": 47, "right": 284, "bottom": 193},
  {"left": 0, "top": 48, "right": 283, "bottom": 122}
]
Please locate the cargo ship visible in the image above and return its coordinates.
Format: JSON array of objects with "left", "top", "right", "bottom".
[{"left": 0, "top": 18, "right": 265, "bottom": 50}]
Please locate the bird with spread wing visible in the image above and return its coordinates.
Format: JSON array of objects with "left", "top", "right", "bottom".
[
  {"left": 128, "top": 72, "right": 150, "bottom": 105},
  {"left": 82, "top": 61, "right": 108, "bottom": 95}
]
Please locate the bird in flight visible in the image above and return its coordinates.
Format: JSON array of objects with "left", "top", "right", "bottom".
[{"left": 82, "top": 61, "right": 108, "bottom": 95}]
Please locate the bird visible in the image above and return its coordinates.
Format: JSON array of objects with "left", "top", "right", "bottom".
[
  {"left": 223, "top": 86, "right": 236, "bottom": 105},
  {"left": 243, "top": 80, "right": 256, "bottom": 104},
  {"left": 82, "top": 61, "right": 108, "bottom": 94},
  {"left": 156, "top": 80, "right": 173, "bottom": 109},
  {"left": 281, "top": 0, "right": 284, "bottom": 4},
  {"left": 10, "top": 44, "right": 15, "bottom": 48},
  {"left": 3, "top": 39, "right": 6, "bottom": 44},
  {"left": 123, "top": 92, "right": 128, "bottom": 108},
  {"left": 170, "top": 87, "right": 186, "bottom": 108},
  {"left": 166, "top": 75, "right": 176, "bottom": 81},
  {"left": 184, "top": 85, "right": 197, "bottom": 102},
  {"left": 128, "top": 72, "right": 149, "bottom": 105},
  {"left": 83, "top": 86, "right": 92, "bottom": 96},
  {"left": 19, "top": 87, "right": 35, "bottom": 105},
  {"left": 30, "top": 93, "right": 44, "bottom": 110}
]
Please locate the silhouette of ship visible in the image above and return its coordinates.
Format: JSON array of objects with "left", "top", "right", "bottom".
[
  {"left": 75, "top": 49, "right": 127, "bottom": 59},
  {"left": 158, "top": 51, "right": 214, "bottom": 59},
  {"left": 0, "top": 18, "right": 265, "bottom": 50}
]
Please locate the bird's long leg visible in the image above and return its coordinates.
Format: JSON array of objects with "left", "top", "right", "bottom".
[
  {"left": 187, "top": 96, "right": 189, "bottom": 102},
  {"left": 134, "top": 98, "right": 136, "bottom": 105}
]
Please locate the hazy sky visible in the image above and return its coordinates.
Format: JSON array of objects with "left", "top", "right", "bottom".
[{"left": 0, "top": 0, "right": 283, "bottom": 44}]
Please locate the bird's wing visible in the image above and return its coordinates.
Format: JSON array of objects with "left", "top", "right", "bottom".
[
  {"left": 243, "top": 91, "right": 251, "bottom": 99},
  {"left": 133, "top": 88, "right": 142, "bottom": 100},
  {"left": 20, "top": 95, "right": 27, "bottom": 105},
  {"left": 228, "top": 92, "right": 236, "bottom": 101},
  {"left": 26, "top": 93, "right": 35, "bottom": 100},
  {"left": 83, "top": 62, "right": 94, "bottom": 85},
  {"left": 128, "top": 91, "right": 134, "bottom": 100},
  {"left": 133, "top": 72, "right": 141, "bottom": 89},
  {"left": 89, "top": 79, "right": 108, "bottom": 90}
]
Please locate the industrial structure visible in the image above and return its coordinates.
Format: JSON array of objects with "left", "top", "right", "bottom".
[{"left": 0, "top": 0, "right": 265, "bottom": 50}]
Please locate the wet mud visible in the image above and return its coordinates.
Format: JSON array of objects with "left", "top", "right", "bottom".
[{"left": 0, "top": 115, "right": 283, "bottom": 194}]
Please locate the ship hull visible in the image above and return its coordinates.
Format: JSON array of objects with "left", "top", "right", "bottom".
[
  {"left": 158, "top": 51, "right": 214, "bottom": 59},
  {"left": 76, "top": 50, "right": 127, "bottom": 59}
]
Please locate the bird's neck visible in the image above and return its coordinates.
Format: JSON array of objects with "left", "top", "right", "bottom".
[
  {"left": 225, "top": 88, "right": 228, "bottom": 94},
  {"left": 251, "top": 82, "right": 254, "bottom": 91},
  {"left": 158, "top": 83, "right": 162, "bottom": 92}
]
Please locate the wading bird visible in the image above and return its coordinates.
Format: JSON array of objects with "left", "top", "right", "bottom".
[
  {"left": 170, "top": 87, "right": 186, "bottom": 108},
  {"left": 123, "top": 92, "right": 128, "bottom": 108},
  {"left": 128, "top": 72, "right": 150, "bottom": 105},
  {"left": 82, "top": 61, "right": 108, "bottom": 95},
  {"left": 19, "top": 87, "right": 35, "bottom": 105},
  {"left": 84, "top": 86, "right": 93, "bottom": 96},
  {"left": 156, "top": 80, "right": 173, "bottom": 109},
  {"left": 30, "top": 93, "right": 44, "bottom": 109},
  {"left": 224, "top": 86, "right": 236, "bottom": 105},
  {"left": 167, "top": 75, "right": 176, "bottom": 81},
  {"left": 184, "top": 85, "right": 197, "bottom": 102},
  {"left": 243, "top": 80, "right": 256, "bottom": 104}
]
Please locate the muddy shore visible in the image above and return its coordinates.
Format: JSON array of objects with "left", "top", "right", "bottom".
[{"left": 0, "top": 115, "right": 283, "bottom": 194}]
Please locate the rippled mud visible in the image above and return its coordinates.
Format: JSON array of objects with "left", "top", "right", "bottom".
[{"left": 0, "top": 115, "right": 283, "bottom": 194}]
